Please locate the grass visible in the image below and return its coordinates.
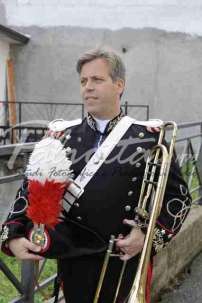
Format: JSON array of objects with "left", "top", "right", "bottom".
[
  {"left": 0, "top": 252, "right": 20, "bottom": 302},
  {"left": 181, "top": 159, "right": 201, "bottom": 203},
  {"left": 0, "top": 251, "right": 57, "bottom": 303}
]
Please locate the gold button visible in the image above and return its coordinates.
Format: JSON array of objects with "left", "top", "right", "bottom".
[
  {"left": 139, "top": 132, "right": 145, "bottom": 138},
  {"left": 125, "top": 205, "right": 131, "bottom": 212},
  {"left": 136, "top": 146, "right": 143, "bottom": 153}
]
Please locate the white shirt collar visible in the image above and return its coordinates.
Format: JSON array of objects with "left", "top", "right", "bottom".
[{"left": 94, "top": 117, "right": 110, "bottom": 133}]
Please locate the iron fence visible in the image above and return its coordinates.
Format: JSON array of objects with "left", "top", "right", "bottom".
[{"left": 0, "top": 101, "right": 149, "bottom": 145}]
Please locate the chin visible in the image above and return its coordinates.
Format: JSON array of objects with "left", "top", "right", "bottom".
[{"left": 87, "top": 108, "right": 99, "bottom": 116}]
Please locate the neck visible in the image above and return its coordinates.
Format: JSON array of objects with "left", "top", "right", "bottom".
[{"left": 92, "top": 109, "right": 121, "bottom": 120}]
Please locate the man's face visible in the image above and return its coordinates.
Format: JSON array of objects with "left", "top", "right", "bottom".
[{"left": 80, "top": 58, "right": 125, "bottom": 119}]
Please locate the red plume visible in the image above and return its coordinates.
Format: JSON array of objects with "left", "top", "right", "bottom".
[
  {"left": 27, "top": 180, "right": 70, "bottom": 228},
  {"left": 25, "top": 136, "right": 72, "bottom": 230}
]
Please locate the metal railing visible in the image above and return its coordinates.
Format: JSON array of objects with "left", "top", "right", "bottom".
[
  {"left": 0, "top": 120, "right": 201, "bottom": 302},
  {"left": 175, "top": 122, "right": 202, "bottom": 204},
  {"left": 0, "top": 257, "right": 60, "bottom": 303},
  {"left": 0, "top": 101, "right": 150, "bottom": 145}
]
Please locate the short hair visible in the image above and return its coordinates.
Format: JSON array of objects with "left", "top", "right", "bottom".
[{"left": 76, "top": 48, "right": 126, "bottom": 82}]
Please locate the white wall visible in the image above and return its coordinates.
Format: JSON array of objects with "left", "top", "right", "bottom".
[
  {"left": 0, "top": 40, "right": 9, "bottom": 101},
  {"left": 3, "top": 0, "right": 202, "bottom": 35},
  {"left": 2, "top": 1, "right": 202, "bottom": 123},
  {"left": 0, "top": 40, "right": 9, "bottom": 124}
]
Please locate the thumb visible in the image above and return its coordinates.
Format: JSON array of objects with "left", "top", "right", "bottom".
[
  {"left": 116, "top": 237, "right": 128, "bottom": 248},
  {"left": 25, "top": 239, "right": 42, "bottom": 252},
  {"left": 123, "top": 219, "right": 136, "bottom": 227}
]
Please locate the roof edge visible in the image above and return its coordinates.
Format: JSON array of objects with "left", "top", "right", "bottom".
[{"left": 0, "top": 24, "right": 30, "bottom": 44}]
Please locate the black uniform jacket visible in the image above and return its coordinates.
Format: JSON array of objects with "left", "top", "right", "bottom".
[{"left": 0, "top": 114, "right": 192, "bottom": 259}]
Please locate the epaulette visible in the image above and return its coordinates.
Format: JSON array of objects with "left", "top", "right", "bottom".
[
  {"left": 48, "top": 118, "right": 82, "bottom": 132},
  {"left": 134, "top": 119, "right": 163, "bottom": 128}
]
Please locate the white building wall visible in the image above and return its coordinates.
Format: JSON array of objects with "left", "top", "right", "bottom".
[
  {"left": 0, "top": 40, "right": 9, "bottom": 101},
  {"left": 0, "top": 40, "right": 9, "bottom": 124},
  {"left": 3, "top": 0, "right": 202, "bottom": 35},
  {"left": 1, "top": 0, "right": 202, "bottom": 123}
]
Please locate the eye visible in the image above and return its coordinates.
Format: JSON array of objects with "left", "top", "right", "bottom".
[
  {"left": 93, "top": 77, "right": 104, "bottom": 83},
  {"left": 80, "top": 78, "right": 87, "bottom": 86}
]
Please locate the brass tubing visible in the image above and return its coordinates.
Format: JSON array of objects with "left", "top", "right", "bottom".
[
  {"left": 93, "top": 235, "right": 115, "bottom": 303},
  {"left": 112, "top": 260, "right": 127, "bottom": 303}
]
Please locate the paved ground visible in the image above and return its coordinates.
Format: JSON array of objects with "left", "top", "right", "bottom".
[{"left": 158, "top": 252, "right": 202, "bottom": 303}]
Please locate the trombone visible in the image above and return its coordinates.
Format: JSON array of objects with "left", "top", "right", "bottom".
[{"left": 93, "top": 121, "right": 178, "bottom": 303}]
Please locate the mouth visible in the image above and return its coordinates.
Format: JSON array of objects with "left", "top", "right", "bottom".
[{"left": 85, "top": 96, "right": 98, "bottom": 101}]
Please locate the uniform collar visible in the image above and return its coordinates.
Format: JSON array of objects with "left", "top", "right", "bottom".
[{"left": 87, "top": 110, "right": 125, "bottom": 134}]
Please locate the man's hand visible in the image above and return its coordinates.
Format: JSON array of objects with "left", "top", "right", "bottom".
[
  {"left": 116, "top": 219, "right": 145, "bottom": 261},
  {"left": 8, "top": 237, "right": 43, "bottom": 260},
  {"left": 146, "top": 127, "right": 160, "bottom": 133}
]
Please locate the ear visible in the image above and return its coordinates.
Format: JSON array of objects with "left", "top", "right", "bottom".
[{"left": 115, "top": 78, "right": 125, "bottom": 96}]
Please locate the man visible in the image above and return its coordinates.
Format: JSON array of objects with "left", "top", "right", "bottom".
[{"left": 0, "top": 48, "right": 191, "bottom": 303}]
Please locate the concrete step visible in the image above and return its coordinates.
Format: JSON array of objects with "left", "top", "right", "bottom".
[
  {"left": 159, "top": 252, "right": 202, "bottom": 303},
  {"left": 152, "top": 205, "right": 202, "bottom": 300}
]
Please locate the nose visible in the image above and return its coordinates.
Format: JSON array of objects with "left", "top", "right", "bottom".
[{"left": 85, "top": 79, "right": 94, "bottom": 91}]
